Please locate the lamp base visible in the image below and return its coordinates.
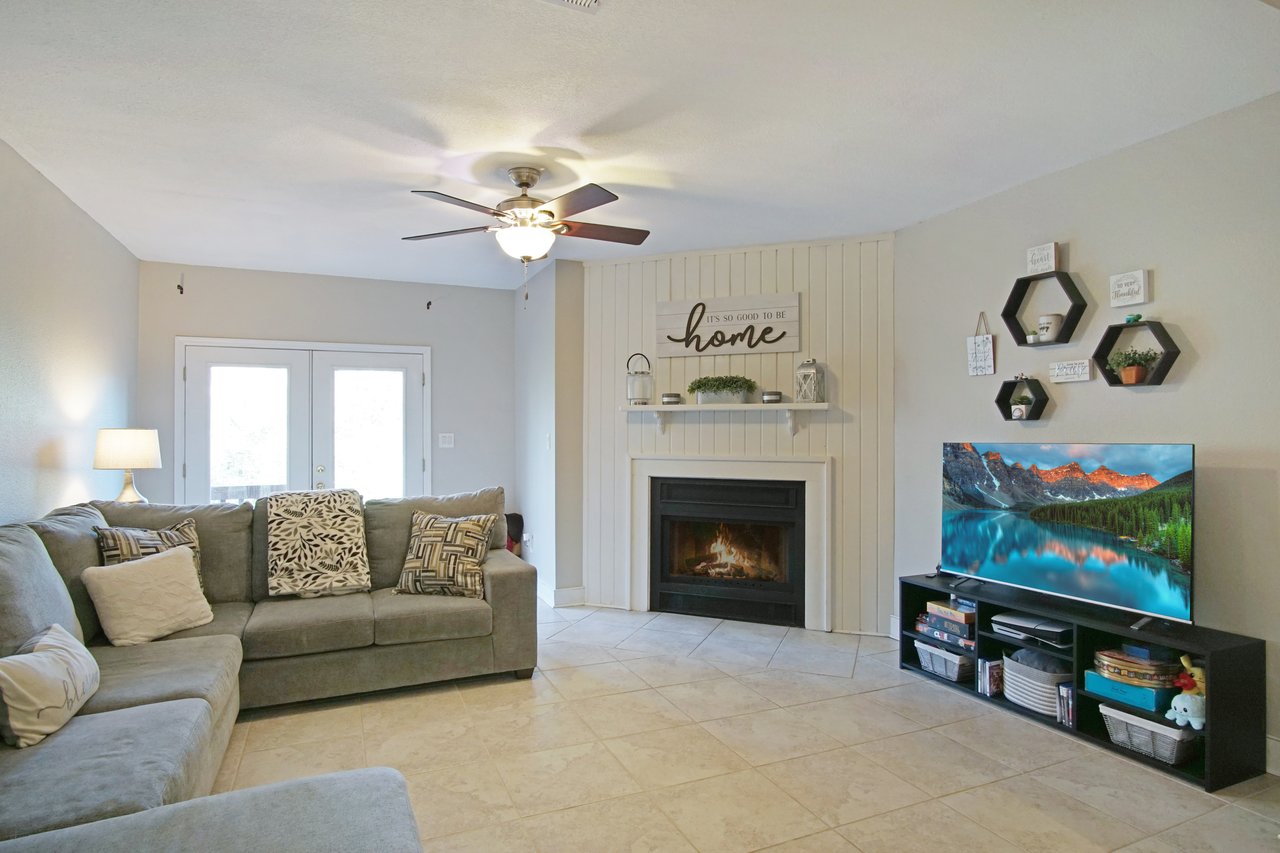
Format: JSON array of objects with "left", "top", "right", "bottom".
[{"left": 114, "top": 470, "right": 149, "bottom": 503}]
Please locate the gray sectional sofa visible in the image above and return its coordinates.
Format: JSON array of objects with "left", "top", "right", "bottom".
[{"left": 0, "top": 488, "right": 537, "bottom": 845}]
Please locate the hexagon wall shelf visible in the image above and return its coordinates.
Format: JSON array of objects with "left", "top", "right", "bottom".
[
  {"left": 1091, "top": 320, "right": 1181, "bottom": 386},
  {"left": 1000, "top": 271, "right": 1088, "bottom": 346},
  {"left": 995, "top": 377, "right": 1050, "bottom": 421}
]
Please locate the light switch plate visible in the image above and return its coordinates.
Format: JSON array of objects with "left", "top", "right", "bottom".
[{"left": 438, "top": 433, "right": 454, "bottom": 448}]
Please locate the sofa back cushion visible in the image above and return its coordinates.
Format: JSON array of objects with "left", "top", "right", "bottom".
[
  {"left": 0, "top": 524, "right": 83, "bottom": 654},
  {"left": 92, "top": 501, "right": 253, "bottom": 604},
  {"left": 27, "top": 504, "right": 108, "bottom": 640},
  {"left": 363, "top": 487, "right": 507, "bottom": 590}
]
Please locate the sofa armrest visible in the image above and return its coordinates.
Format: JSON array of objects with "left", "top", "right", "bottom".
[{"left": 483, "top": 548, "right": 538, "bottom": 673}]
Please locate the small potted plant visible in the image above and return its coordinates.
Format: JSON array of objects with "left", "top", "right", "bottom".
[
  {"left": 1010, "top": 394, "right": 1034, "bottom": 420},
  {"left": 688, "top": 375, "right": 757, "bottom": 404},
  {"left": 1107, "top": 347, "right": 1159, "bottom": 385},
  {"left": 1025, "top": 328, "right": 1040, "bottom": 344}
]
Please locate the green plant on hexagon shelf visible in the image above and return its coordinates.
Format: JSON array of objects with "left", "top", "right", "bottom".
[
  {"left": 687, "top": 375, "right": 758, "bottom": 404},
  {"left": 1107, "top": 347, "right": 1160, "bottom": 385}
]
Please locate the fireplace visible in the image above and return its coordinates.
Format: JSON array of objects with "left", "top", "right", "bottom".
[{"left": 650, "top": 477, "right": 805, "bottom": 626}]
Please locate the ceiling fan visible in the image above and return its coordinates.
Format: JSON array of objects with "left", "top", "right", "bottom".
[{"left": 403, "top": 166, "right": 649, "bottom": 262}]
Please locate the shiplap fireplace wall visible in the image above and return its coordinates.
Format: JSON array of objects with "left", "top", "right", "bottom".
[{"left": 582, "top": 236, "right": 895, "bottom": 634}]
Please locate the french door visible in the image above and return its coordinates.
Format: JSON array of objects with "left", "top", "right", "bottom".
[{"left": 178, "top": 340, "right": 429, "bottom": 503}]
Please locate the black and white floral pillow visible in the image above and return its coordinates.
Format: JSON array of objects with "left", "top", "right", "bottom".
[
  {"left": 266, "top": 489, "right": 371, "bottom": 598},
  {"left": 396, "top": 511, "right": 496, "bottom": 598}
]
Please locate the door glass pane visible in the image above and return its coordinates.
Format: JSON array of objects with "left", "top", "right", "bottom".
[
  {"left": 208, "top": 366, "right": 289, "bottom": 503},
  {"left": 333, "top": 369, "right": 404, "bottom": 499}
]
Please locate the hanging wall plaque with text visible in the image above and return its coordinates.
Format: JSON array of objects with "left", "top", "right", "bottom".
[{"left": 656, "top": 294, "right": 801, "bottom": 357}]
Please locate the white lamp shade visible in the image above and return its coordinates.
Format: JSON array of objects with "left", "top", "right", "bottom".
[
  {"left": 494, "top": 224, "right": 556, "bottom": 260},
  {"left": 94, "top": 429, "right": 162, "bottom": 470}
]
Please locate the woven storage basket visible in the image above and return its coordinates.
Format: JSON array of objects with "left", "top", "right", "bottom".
[
  {"left": 914, "top": 639, "right": 973, "bottom": 682},
  {"left": 1099, "top": 704, "right": 1198, "bottom": 765},
  {"left": 1003, "top": 654, "right": 1072, "bottom": 715}
]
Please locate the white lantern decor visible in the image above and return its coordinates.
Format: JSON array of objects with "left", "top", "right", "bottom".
[
  {"left": 626, "top": 353, "right": 654, "bottom": 405},
  {"left": 795, "top": 358, "right": 824, "bottom": 403}
]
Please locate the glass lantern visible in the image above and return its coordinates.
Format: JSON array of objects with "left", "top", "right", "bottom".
[
  {"left": 795, "top": 358, "right": 824, "bottom": 403},
  {"left": 626, "top": 353, "right": 654, "bottom": 405}
]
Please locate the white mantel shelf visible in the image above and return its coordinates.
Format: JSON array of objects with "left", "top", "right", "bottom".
[{"left": 620, "top": 402, "right": 830, "bottom": 436}]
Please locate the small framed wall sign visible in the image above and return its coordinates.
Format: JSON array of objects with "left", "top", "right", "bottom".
[
  {"left": 1109, "top": 270, "right": 1149, "bottom": 307},
  {"left": 1048, "top": 359, "right": 1092, "bottom": 383},
  {"left": 1026, "top": 242, "right": 1059, "bottom": 275}
]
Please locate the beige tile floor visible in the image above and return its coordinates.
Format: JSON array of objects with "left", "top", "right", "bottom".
[{"left": 214, "top": 603, "right": 1280, "bottom": 852}]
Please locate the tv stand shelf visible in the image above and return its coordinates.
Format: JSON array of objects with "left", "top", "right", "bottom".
[{"left": 899, "top": 574, "right": 1265, "bottom": 791}]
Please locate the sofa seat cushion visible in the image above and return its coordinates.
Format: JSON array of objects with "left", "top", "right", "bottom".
[
  {"left": 81, "top": 635, "right": 241, "bottom": 717},
  {"left": 0, "top": 768, "right": 423, "bottom": 853},
  {"left": 242, "top": 594, "right": 374, "bottom": 660},
  {"left": 0, "top": 698, "right": 215, "bottom": 841},
  {"left": 163, "top": 601, "right": 253, "bottom": 642},
  {"left": 370, "top": 588, "right": 492, "bottom": 646}
]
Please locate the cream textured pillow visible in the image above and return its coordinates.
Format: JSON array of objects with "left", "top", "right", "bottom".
[
  {"left": 396, "top": 512, "right": 496, "bottom": 598},
  {"left": 81, "top": 545, "right": 213, "bottom": 646},
  {"left": 0, "top": 624, "right": 100, "bottom": 747}
]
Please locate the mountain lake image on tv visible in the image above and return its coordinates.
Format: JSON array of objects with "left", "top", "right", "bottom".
[{"left": 942, "top": 442, "right": 1194, "bottom": 623}]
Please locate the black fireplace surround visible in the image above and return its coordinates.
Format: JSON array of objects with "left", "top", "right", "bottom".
[{"left": 650, "top": 477, "right": 804, "bottom": 627}]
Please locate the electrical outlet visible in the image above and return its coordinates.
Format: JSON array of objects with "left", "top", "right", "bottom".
[{"left": 438, "top": 433, "right": 454, "bottom": 448}]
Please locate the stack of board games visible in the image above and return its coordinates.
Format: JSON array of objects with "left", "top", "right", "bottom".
[
  {"left": 914, "top": 596, "right": 976, "bottom": 651},
  {"left": 1083, "top": 643, "right": 1183, "bottom": 713}
]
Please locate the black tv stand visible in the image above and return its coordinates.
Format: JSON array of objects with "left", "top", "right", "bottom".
[{"left": 899, "top": 573, "right": 1265, "bottom": 792}]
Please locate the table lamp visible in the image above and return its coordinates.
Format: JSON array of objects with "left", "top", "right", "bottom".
[{"left": 94, "top": 428, "right": 162, "bottom": 503}]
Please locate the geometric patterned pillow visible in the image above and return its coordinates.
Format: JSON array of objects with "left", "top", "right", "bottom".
[
  {"left": 395, "top": 511, "right": 496, "bottom": 598},
  {"left": 95, "top": 518, "right": 203, "bottom": 591},
  {"left": 266, "top": 489, "right": 371, "bottom": 598}
]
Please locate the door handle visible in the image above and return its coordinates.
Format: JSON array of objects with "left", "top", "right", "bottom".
[{"left": 314, "top": 481, "right": 326, "bottom": 489}]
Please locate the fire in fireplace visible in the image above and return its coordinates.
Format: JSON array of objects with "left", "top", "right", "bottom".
[
  {"left": 670, "top": 521, "right": 786, "bottom": 582},
  {"left": 651, "top": 477, "right": 804, "bottom": 626}
]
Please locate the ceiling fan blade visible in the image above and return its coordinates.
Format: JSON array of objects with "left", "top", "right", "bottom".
[
  {"left": 401, "top": 225, "right": 493, "bottom": 241},
  {"left": 540, "top": 183, "right": 618, "bottom": 221},
  {"left": 411, "top": 190, "right": 504, "bottom": 218},
  {"left": 558, "top": 220, "right": 650, "bottom": 245}
]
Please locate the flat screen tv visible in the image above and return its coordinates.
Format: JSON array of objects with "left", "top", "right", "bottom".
[{"left": 941, "top": 442, "right": 1194, "bottom": 624}]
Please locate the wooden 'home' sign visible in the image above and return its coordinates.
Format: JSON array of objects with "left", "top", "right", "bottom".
[{"left": 656, "top": 294, "right": 801, "bottom": 357}]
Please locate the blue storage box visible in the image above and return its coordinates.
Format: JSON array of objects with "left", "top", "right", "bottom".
[{"left": 1084, "top": 669, "right": 1179, "bottom": 713}]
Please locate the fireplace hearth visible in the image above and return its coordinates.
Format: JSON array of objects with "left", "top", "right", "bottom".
[{"left": 650, "top": 477, "right": 804, "bottom": 626}]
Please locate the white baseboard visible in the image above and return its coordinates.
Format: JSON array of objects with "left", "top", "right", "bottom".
[
  {"left": 1268, "top": 735, "right": 1280, "bottom": 776},
  {"left": 553, "top": 586, "right": 586, "bottom": 607}
]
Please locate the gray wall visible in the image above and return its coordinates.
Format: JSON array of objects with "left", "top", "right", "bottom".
[
  {"left": 135, "top": 262, "right": 516, "bottom": 503},
  {"left": 894, "top": 94, "right": 1280, "bottom": 738},
  {"left": 511, "top": 260, "right": 584, "bottom": 603},
  {"left": 0, "top": 139, "right": 139, "bottom": 522}
]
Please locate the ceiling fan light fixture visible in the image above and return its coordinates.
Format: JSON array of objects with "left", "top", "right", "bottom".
[{"left": 495, "top": 223, "right": 556, "bottom": 261}]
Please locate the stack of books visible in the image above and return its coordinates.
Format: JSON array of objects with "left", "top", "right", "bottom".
[{"left": 914, "top": 597, "right": 976, "bottom": 651}]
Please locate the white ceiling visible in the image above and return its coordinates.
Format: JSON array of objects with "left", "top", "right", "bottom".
[{"left": 2, "top": 1, "right": 1278, "bottom": 289}]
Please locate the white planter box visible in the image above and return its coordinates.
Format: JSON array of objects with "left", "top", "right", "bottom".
[{"left": 695, "top": 390, "right": 750, "bottom": 404}]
